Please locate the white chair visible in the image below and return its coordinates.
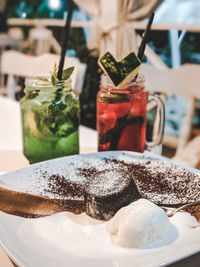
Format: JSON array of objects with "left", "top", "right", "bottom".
[
  {"left": 70, "top": 57, "right": 87, "bottom": 95},
  {"left": 141, "top": 63, "right": 200, "bottom": 163},
  {"left": 173, "top": 135, "right": 200, "bottom": 168},
  {"left": 0, "top": 50, "right": 86, "bottom": 99},
  {"left": 27, "top": 26, "right": 60, "bottom": 56},
  {"left": 8, "top": 27, "right": 24, "bottom": 41}
]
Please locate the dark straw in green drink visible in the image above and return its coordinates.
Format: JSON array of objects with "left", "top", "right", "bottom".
[{"left": 57, "top": 2, "right": 74, "bottom": 81}]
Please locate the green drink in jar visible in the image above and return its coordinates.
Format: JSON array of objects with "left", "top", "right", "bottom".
[{"left": 20, "top": 68, "right": 80, "bottom": 164}]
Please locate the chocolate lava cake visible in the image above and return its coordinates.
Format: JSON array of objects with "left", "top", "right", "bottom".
[{"left": 85, "top": 169, "right": 141, "bottom": 220}]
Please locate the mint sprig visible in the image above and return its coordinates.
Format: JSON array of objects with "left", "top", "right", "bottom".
[{"left": 51, "top": 64, "right": 74, "bottom": 86}]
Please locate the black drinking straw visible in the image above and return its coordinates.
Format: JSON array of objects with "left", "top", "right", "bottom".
[
  {"left": 133, "top": 12, "right": 154, "bottom": 82},
  {"left": 57, "top": 2, "right": 74, "bottom": 81},
  {"left": 137, "top": 12, "right": 155, "bottom": 61}
]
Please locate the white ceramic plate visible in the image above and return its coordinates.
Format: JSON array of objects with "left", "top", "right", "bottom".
[{"left": 0, "top": 151, "right": 200, "bottom": 267}]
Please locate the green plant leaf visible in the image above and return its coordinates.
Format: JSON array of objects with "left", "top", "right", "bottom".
[
  {"left": 50, "top": 64, "right": 74, "bottom": 86},
  {"left": 62, "top": 66, "right": 74, "bottom": 80},
  {"left": 51, "top": 63, "right": 59, "bottom": 86},
  {"left": 53, "top": 63, "right": 58, "bottom": 75},
  {"left": 51, "top": 72, "right": 59, "bottom": 86}
]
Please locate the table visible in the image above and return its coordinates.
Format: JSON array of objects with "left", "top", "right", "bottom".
[
  {"left": 0, "top": 95, "right": 98, "bottom": 266},
  {"left": 0, "top": 145, "right": 98, "bottom": 267},
  {"left": 0, "top": 97, "right": 199, "bottom": 267},
  {"left": 0, "top": 138, "right": 97, "bottom": 267},
  {"left": 0, "top": 141, "right": 98, "bottom": 173},
  {"left": 0, "top": 147, "right": 98, "bottom": 267}
]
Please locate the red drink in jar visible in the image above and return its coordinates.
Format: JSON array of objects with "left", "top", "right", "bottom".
[{"left": 97, "top": 75, "right": 148, "bottom": 152}]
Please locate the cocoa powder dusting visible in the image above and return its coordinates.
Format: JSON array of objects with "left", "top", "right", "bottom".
[{"left": 44, "top": 174, "right": 85, "bottom": 200}]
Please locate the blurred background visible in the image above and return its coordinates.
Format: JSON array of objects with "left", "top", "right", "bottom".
[{"left": 1, "top": 0, "right": 200, "bottom": 166}]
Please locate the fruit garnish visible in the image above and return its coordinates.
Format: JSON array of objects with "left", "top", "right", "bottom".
[
  {"left": 51, "top": 63, "right": 74, "bottom": 86},
  {"left": 24, "top": 111, "right": 42, "bottom": 138},
  {"left": 99, "top": 113, "right": 144, "bottom": 150},
  {"left": 98, "top": 51, "right": 141, "bottom": 89}
]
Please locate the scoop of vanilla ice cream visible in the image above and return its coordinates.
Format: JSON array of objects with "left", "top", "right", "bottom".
[{"left": 107, "top": 198, "right": 170, "bottom": 248}]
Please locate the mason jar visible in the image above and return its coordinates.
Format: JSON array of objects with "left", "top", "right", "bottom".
[
  {"left": 97, "top": 74, "right": 165, "bottom": 153},
  {"left": 20, "top": 77, "right": 80, "bottom": 164}
]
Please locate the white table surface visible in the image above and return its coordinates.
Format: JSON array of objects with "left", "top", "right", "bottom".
[
  {"left": 0, "top": 95, "right": 98, "bottom": 266},
  {"left": 0, "top": 34, "right": 22, "bottom": 48}
]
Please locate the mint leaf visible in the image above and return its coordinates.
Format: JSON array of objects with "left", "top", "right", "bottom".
[
  {"left": 62, "top": 66, "right": 74, "bottom": 80},
  {"left": 53, "top": 63, "right": 58, "bottom": 76},
  {"left": 51, "top": 63, "right": 59, "bottom": 86},
  {"left": 51, "top": 73, "right": 59, "bottom": 86},
  {"left": 50, "top": 64, "right": 74, "bottom": 86}
]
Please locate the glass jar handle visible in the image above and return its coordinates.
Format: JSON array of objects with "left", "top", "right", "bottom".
[{"left": 147, "top": 93, "right": 165, "bottom": 149}]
